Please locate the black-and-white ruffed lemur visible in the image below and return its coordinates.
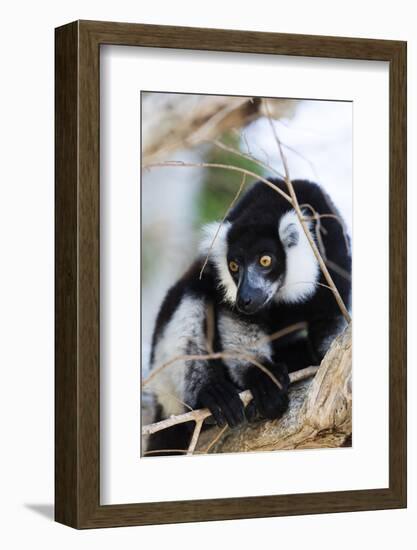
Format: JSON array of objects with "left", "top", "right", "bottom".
[{"left": 146, "top": 178, "right": 351, "bottom": 455}]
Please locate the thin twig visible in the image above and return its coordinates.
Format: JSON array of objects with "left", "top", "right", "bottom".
[
  {"left": 156, "top": 391, "right": 194, "bottom": 412},
  {"left": 203, "top": 425, "right": 229, "bottom": 453},
  {"left": 187, "top": 419, "right": 204, "bottom": 455},
  {"left": 143, "top": 349, "right": 283, "bottom": 391},
  {"left": 281, "top": 142, "right": 319, "bottom": 179},
  {"left": 143, "top": 160, "right": 292, "bottom": 203},
  {"left": 256, "top": 321, "right": 307, "bottom": 346},
  {"left": 210, "top": 139, "right": 284, "bottom": 180},
  {"left": 199, "top": 173, "right": 246, "bottom": 279},
  {"left": 205, "top": 301, "right": 215, "bottom": 354},
  {"left": 300, "top": 204, "right": 350, "bottom": 254}
]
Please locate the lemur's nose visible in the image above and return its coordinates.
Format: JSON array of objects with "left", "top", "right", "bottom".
[
  {"left": 236, "top": 295, "right": 252, "bottom": 311},
  {"left": 236, "top": 290, "right": 265, "bottom": 315}
]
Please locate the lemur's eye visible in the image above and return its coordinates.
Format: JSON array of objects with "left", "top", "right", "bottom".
[
  {"left": 259, "top": 255, "right": 272, "bottom": 268},
  {"left": 229, "top": 260, "right": 239, "bottom": 273}
]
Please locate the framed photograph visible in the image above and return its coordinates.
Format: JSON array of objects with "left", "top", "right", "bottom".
[{"left": 55, "top": 20, "right": 406, "bottom": 528}]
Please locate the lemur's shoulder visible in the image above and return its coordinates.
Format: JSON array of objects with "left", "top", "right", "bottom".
[{"left": 151, "top": 260, "right": 217, "bottom": 348}]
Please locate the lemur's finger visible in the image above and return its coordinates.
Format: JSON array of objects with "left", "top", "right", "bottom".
[
  {"left": 199, "top": 389, "right": 226, "bottom": 427},
  {"left": 213, "top": 382, "right": 244, "bottom": 428},
  {"left": 244, "top": 400, "right": 258, "bottom": 423},
  {"left": 250, "top": 383, "right": 266, "bottom": 418},
  {"left": 249, "top": 373, "right": 288, "bottom": 420}
]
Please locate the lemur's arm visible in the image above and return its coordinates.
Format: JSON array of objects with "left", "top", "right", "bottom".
[{"left": 148, "top": 263, "right": 246, "bottom": 428}]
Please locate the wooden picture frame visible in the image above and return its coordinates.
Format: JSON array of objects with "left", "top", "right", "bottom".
[{"left": 55, "top": 20, "right": 407, "bottom": 528}]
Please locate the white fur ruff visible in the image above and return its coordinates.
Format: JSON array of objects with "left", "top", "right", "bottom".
[
  {"left": 276, "top": 209, "right": 319, "bottom": 304},
  {"left": 199, "top": 221, "right": 237, "bottom": 305}
]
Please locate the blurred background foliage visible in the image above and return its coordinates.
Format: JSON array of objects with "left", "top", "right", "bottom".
[{"left": 195, "top": 131, "right": 265, "bottom": 228}]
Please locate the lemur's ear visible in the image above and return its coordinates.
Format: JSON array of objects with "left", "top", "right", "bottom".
[
  {"left": 280, "top": 222, "right": 299, "bottom": 248},
  {"left": 279, "top": 210, "right": 300, "bottom": 249}
]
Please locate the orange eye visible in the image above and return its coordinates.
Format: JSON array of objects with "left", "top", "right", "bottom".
[
  {"left": 229, "top": 260, "right": 239, "bottom": 273},
  {"left": 259, "top": 255, "right": 272, "bottom": 267}
]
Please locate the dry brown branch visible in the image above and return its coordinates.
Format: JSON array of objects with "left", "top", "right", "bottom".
[
  {"left": 142, "top": 366, "right": 319, "bottom": 438},
  {"left": 187, "top": 99, "right": 250, "bottom": 146},
  {"left": 264, "top": 101, "right": 351, "bottom": 323},
  {"left": 187, "top": 419, "right": 205, "bottom": 455},
  {"left": 142, "top": 94, "right": 296, "bottom": 164},
  {"left": 312, "top": 211, "right": 327, "bottom": 260}
]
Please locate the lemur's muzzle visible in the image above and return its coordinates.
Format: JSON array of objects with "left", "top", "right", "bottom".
[{"left": 236, "top": 272, "right": 269, "bottom": 315}]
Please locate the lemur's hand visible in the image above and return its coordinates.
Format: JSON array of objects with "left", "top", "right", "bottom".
[
  {"left": 198, "top": 379, "right": 245, "bottom": 428},
  {"left": 245, "top": 363, "right": 289, "bottom": 422}
]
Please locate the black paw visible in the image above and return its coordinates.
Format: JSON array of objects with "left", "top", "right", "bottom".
[
  {"left": 198, "top": 380, "right": 245, "bottom": 428},
  {"left": 245, "top": 364, "right": 289, "bottom": 421}
]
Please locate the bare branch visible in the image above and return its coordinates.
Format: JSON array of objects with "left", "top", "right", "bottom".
[
  {"left": 142, "top": 366, "right": 319, "bottom": 438},
  {"left": 187, "top": 419, "right": 205, "bottom": 455},
  {"left": 210, "top": 138, "right": 284, "bottom": 180},
  {"left": 202, "top": 425, "right": 229, "bottom": 453},
  {"left": 256, "top": 321, "right": 307, "bottom": 346}
]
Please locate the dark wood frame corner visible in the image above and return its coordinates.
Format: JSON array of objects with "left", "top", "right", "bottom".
[{"left": 55, "top": 20, "right": 407, "bottom": 529}]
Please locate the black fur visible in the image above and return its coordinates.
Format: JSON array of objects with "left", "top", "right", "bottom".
[{"left": 145, "top": 179, "right": 351, "bottom": 455}]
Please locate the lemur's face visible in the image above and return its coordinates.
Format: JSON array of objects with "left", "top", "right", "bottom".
[{"left": 227, "top": 226, "right": 286, "bottom": 315}]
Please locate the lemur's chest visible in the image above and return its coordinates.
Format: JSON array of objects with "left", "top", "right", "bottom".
[{"left": 218, "top": 311, "right": 272, "bottom": 365}]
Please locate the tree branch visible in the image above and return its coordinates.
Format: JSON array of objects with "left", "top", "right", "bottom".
[{"left": 142, "top": 366, "right": 319, "bottom": 437}]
